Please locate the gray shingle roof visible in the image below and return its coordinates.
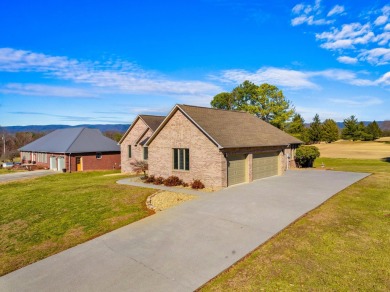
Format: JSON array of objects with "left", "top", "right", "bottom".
[
  {"left": 139, "top": 115, "right": 165, "bottom": 131},
  {"left": 19, "top": 127, "right": 120, "bottom": 153},
  {"left": 147, "top": 104, "right": 302, "bottom": 148},
  {"left": 118, "top": 114, "right": 165, "bottom": 144}
]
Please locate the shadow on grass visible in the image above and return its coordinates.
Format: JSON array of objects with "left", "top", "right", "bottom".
[{"left": 381, "top": 157, "right": 390, "bottom": 163}]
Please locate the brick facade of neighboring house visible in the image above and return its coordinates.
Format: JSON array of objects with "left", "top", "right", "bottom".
[
  {"left": 19, "top": 128, "right": 120, "bottom": 172},
  {"left": 119, "top": 115, "right": 165, "bottom": 173},
  {"left": 20, "top": 151, "right": 120, "bottom": 172},
  {"left": 145, "top": 105, "right": 302, "bottom": 188}
]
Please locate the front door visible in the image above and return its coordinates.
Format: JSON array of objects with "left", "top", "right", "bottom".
[{"left": 76, "top": 157, "right": 83, "bottom": 171}]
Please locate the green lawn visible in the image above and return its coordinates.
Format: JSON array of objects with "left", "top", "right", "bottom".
[
  {"left": 0, "top": 168, "right": 27, "bottom": 175},
  {"left": 201, "top": 158, "right": 390, "bottom": 291},
  {"left": 0, "top": 171, "right": 155, "bottom": 276}
]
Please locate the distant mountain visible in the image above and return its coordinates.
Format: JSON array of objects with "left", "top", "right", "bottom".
[{"left": 3, "top": 124, "right": 130, "bottom": 134}]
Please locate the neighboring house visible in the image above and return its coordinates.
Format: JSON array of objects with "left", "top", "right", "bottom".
[
  {"left": 19, "top": 127, "right": 120, "bottom": 172},
  {"left": 119, "top": 115, "right": 165, "bottom": 173},
  {"left": 145, "top": 104, "right": 302, "bottom": 187}
]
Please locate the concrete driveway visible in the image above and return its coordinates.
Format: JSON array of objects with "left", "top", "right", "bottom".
[
  {"left": 0, "top": 170, "right": 57, "bottom": 183},
  {"left": 0, "top": 170, "right": 369, "bottom": 291}
]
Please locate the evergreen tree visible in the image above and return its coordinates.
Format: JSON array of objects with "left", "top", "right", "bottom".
[
  {"left": 358, "top": 122, "right": 372, "bottom": 141},
  {"left": 287, "top": 113, "right": 305, "bottom": 134},
  {"left": 322, "top": 119, "right": 339, "bottom": 143},
  {"left": 366, "top": 121, "right": 382, "bottom": 140},
  {"left": 342, "top": 115, "right": 359, "bottom": 140},
  {"left": 287, "top": 113, "right": 309, "bottom": 143},
  {"left": 308, "top": 114, "right": 322, "bottom": 143}
]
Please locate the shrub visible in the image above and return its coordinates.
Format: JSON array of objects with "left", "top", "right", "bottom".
[
  {"left": 164, "top": 176, "right": 183, "bottom": 187},
  {"left": 154, "top": 176, "right": 164, "bottom": 185},
  {"left": 182, "top": 182, "right": 189, "bottom": 187},
  {"left": 191, "top": 179, "right": 205, "bottom": 189},
  {"left": 295, "top": 146, "right": 320, "bottom": 168},
  {"left": 145, "top": 175, "right": 155, "bottom": 183}
]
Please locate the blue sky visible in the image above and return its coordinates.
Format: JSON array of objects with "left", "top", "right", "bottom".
[{"left": 0, "top": 0, "right": 389, "bottom": 126}]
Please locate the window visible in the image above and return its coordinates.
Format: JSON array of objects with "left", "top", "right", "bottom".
[
  {"left": 128, "top": 145, "right": 132, "bottom": 158},
  {"left": 96, "top": 152, "right": 102, "bottom": 159},
  {"left": 173, "top": 148, "right": 189, "bottom": 170},
  {"left": 143, "top": 147, "right": 148, "bottom": 160}
]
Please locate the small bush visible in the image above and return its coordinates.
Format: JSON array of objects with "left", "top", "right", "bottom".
[
  {"left": 191, "top": 179, "right": 205, "bottom": 189},
  {"left": 164, "top": 176, "right": 183, "bottom": 186},
  {"left": 145, "top": 175, "right": 155, "bottom": 183},
  {"left": 182, "top": 182, "right": 189, "bottom": 187},
  {"left": 295, "top": 146, "right": 320, "bottom": 168},
  {"left": 154, "top": 176, "right": 164, "bottom": 185}
]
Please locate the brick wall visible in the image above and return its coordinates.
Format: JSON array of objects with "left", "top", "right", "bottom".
[
  {"left": 20, "top": 151, "right": 120, "bottom": 172},
  {"left": 120, "top": 119, "right": 152, "bottom": 173},
  {"left": 148, "top": 110, "right": 226, "bottom": 187},
  {"left": 72, "top": 152, "right": 120, "bottom": 171}
]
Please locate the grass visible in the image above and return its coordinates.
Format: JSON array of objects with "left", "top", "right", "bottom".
[
  {"left": 315, "top": 140, "right": 390, "bottom": 160},
  {"left": 0, "top": 171, "right": 156, "bottom": 276},
  {"left": 201, "top": 158, "right": 390, "bottom": 291},
  {"left": 0, "top": 168, "right": 26, "bottom": 175}
]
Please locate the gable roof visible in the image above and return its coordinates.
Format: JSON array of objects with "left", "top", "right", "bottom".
[
  {"left": 19, "top": 127, "right": 120, "bottom": 153},
  {"left": 146, "top": 104, "right": 302, "bottom": 149},
  {"left": 118, "top": 115, "right": 165, "bottom": 144}
]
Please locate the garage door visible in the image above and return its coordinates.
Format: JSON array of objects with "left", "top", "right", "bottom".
[
  {"left": 252, "top": 152, "right": 278, "bottom": 180},
  {"left": 228, "top": 154, "right": 246, "bottom": 186}
]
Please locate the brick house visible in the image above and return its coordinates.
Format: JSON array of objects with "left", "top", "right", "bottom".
[
  {"left": 119, "top": 115, "right": 165, "bottom": 173},
  {"left": 19, "top": 127, "right": 120, "bottom": 172},
  {"left": 145, "top": 104, "right": 302, "bottom": 187}
]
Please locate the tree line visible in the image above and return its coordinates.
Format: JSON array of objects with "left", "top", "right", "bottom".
[
  {"left": 286, "top": 114, "right": 382, "bottom": 144},
  {"left": 210, "top": 80, "right": 388, "bottom": 144}
]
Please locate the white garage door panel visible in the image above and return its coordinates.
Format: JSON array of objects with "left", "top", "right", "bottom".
[
  {"left": 228, "top": 154, "right": 246, "bottom": 186},
  {"left": 252, "top": 152, "right": 278, "bottom": 180}
]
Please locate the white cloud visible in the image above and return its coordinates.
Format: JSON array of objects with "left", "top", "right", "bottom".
[
  {"left": 292, "top": 3, "right": 305, "bottom": 14},
  {"left": 374, "top": 32, "right": 390, "bottom": 46},
  {"left": 328, "top": 97, "right": 382, "bottom": 106},
  {"left": 214, "top": 67, "right": 318, "bottom": 89},
  {"left": 376, "top": 71, "right": 390, "bottom": 85},
  {"left": 359, "top": 48, "right": 390, "bottom": 65},
  {"left": 327, "top": 5, "right": 345, "bottom": 17},
  {"left": 214, "top": 67, "right": 387, "bottom": 90},
  {"left": 0, "top": 48, "right": 222, "bottom": 99},
  {"left": 316, "top": 23, "right": 373, "bottom": 50},
  {"left": 337, "top": 56, "right": 358, "bottom": 64},
  {"left": 374, "top": 15, "right": 388, "bottom": 26},
  {"left": 295, "top": 4, "right": 390, "bottom": 66},
  {"left": 291, "top": 0, "right": 335, "bottom": 26},
  {"left": 0, "top": 83, "right": 98, "bottom": 98},
  {"left": 321, "top": 39, "right": 354, "bottom": 49}
]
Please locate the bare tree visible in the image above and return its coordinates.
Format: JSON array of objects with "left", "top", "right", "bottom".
[{"left": 129, "top": 159, "right": 148, "bottom": 178}]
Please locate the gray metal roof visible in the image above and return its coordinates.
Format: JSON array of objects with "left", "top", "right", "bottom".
[{"left": 19, "top": 127, "right": 120, "bottom": 153}]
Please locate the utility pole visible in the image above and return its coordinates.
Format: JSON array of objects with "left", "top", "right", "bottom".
[{"left": 1, "top": 134, "right": 5, "bottom": 159}]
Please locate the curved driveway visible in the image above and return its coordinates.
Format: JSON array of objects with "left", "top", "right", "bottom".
[{"left": 0, "top": 170, "right": 369, "bottom": 291}]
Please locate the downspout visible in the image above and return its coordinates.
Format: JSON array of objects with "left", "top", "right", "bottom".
[{"left": 69, "top": 153, "right": 71, "bottom": 173}]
